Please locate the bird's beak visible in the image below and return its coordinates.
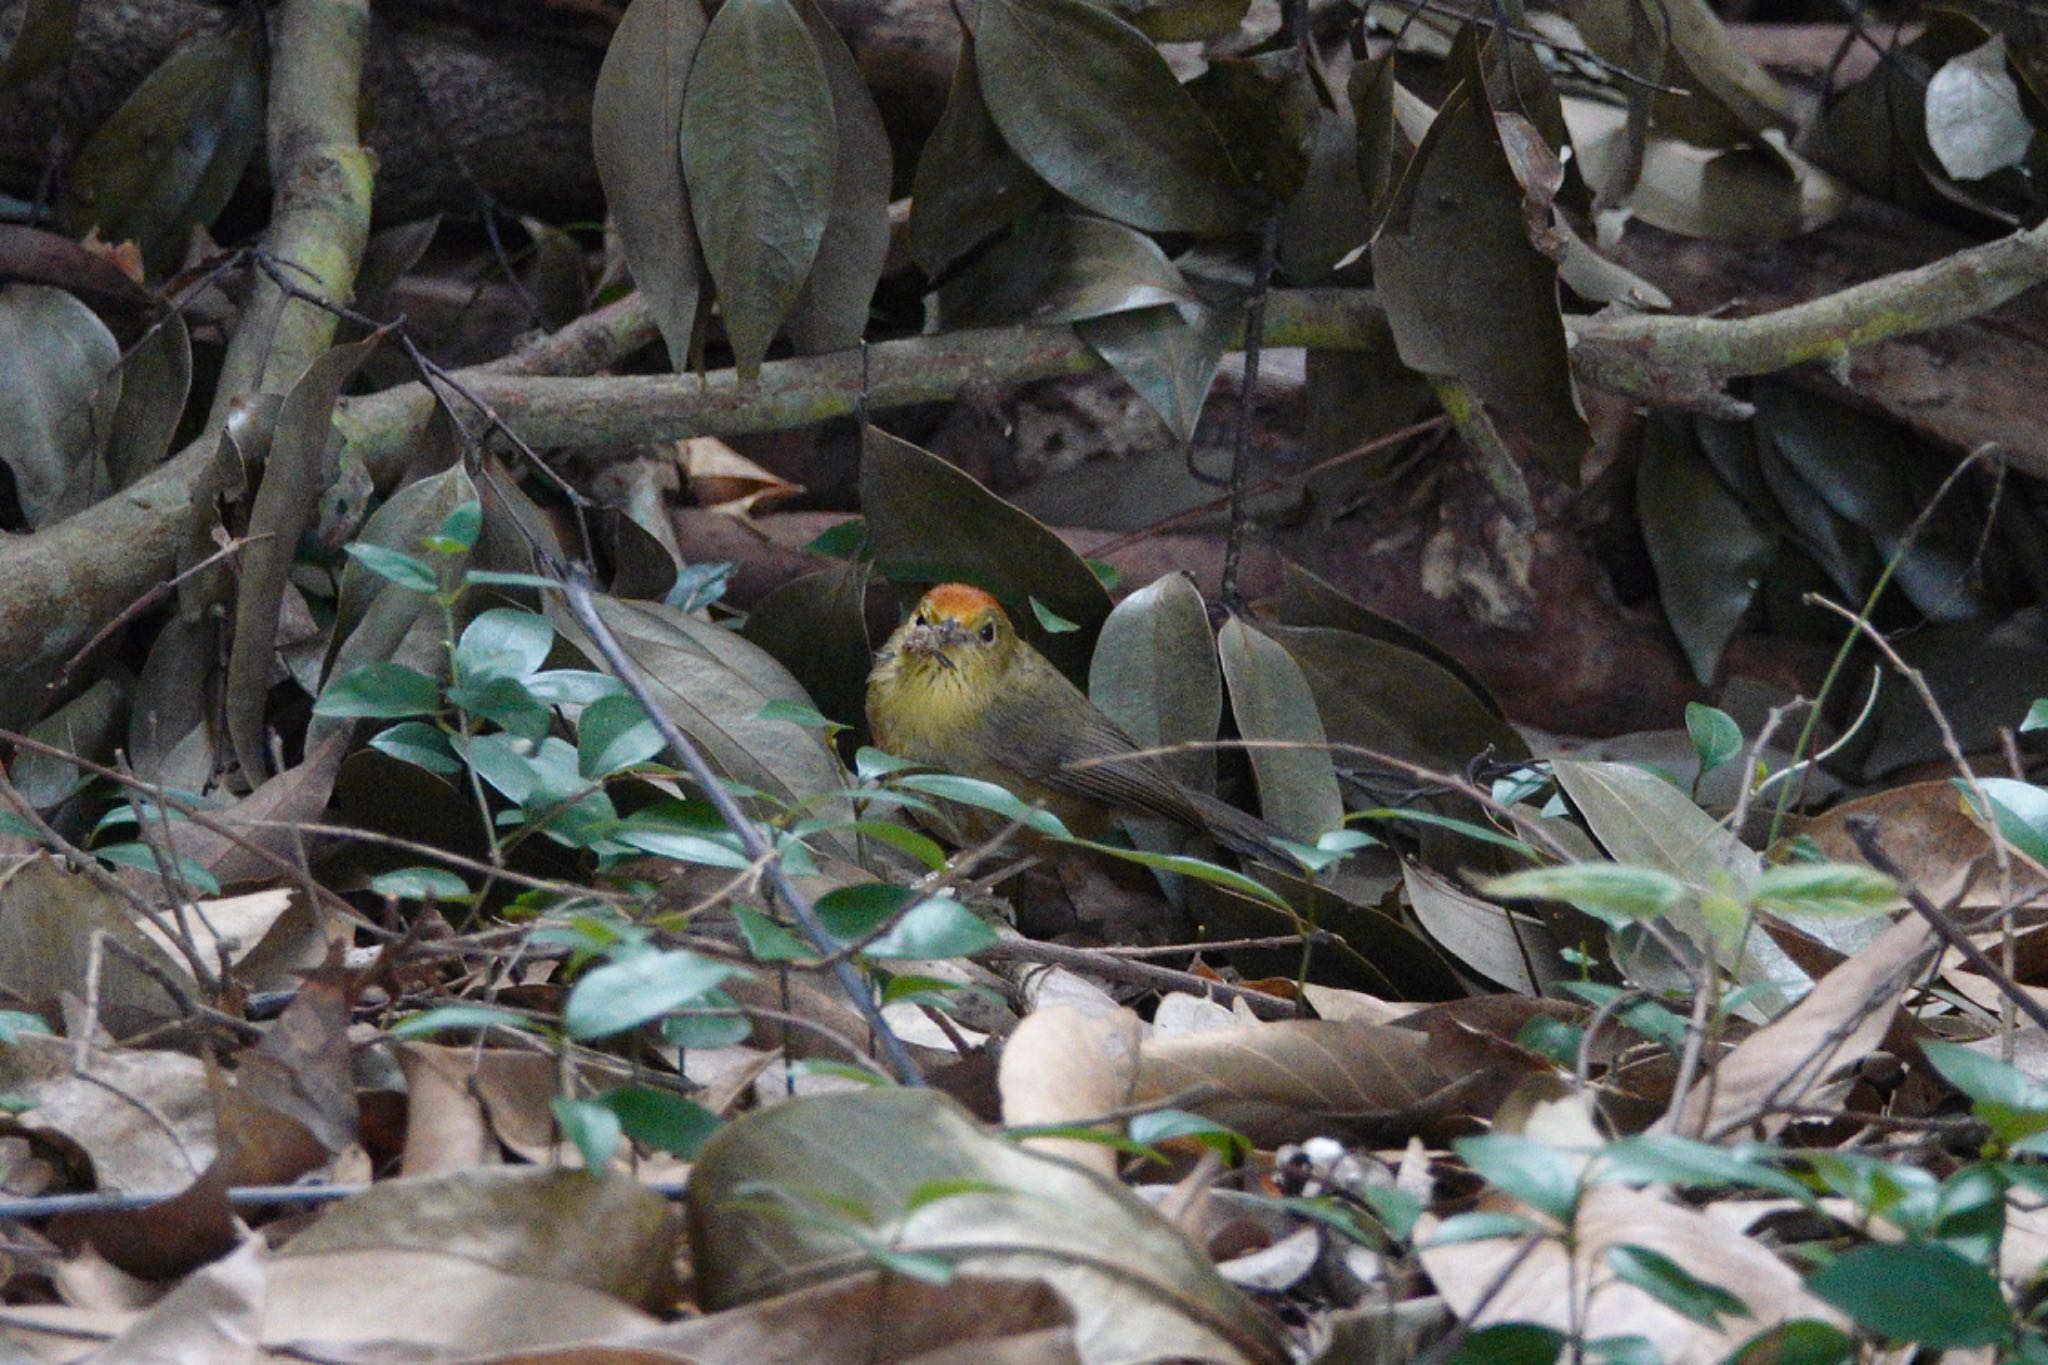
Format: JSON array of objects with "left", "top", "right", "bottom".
[{"left": 900, "top": 620, "right": 970, "bottom": 669}]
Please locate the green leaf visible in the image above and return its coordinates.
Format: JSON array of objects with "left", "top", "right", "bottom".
[
  {"left": 1028, "top": 596, "right": 1081, "bottom": 634},
  {"left": 1483, "top": 863, "right": 1688, "bottom": 927},
  {"left": 733, "top": 904, "right": 814, "bottom": 962},
  {"left": 864, "top": 898, "right": 998, "bottom": 959},
  {"left": 1805, "top": 1241, "right": 2007, "bottom": 1347},
  {"left": 1750, "top": 863, "right": 1897, "bottom": 919},
  {"left": 1126, "top": 1108, "right": 1250, "bottom": 1160},
  {"left": 578, "top": 693, "right": 664, "bottom": 778},
  {"left": 2022, "top": 699, "right": 2048, "bottom": 733},
  {"left": 439, "top": 500, "right": 483, "bottom": 551},
  {"left": 368, "top": 720, "right": 462, "bottom": 776},
  {"left": 1456, "top": 1134, "right": 1582, "bottom": 1222},
  {"left": 1077, "top": 302, "right": 1231, "bottom": 445},
  {"left": 343, "top": 542, "right": 438, "bottom": 592},
  {"left": 1594, "top": 1134, "right": 1808, "bottom": 1201},
  {"left": 1066, "top": 838, "right": 1293, "bottom": 912},
  {"left": 369, "top": 866, "right": 472, "bottom": 902},
  {"left": 757, "top": 698, "right": 846, "bottom": 733},
  {"left": 1922, "top": 1039, "right": 2048, "bottom": 1149},
  {"left": 972, "top": 0, "right": 1257, "bottom": 234},
  {"left": 387, "top": 1004, "right": 537, "bottom": 1040},
  {"left": 464, "top": 570, "right": 562, "bottom": 591},
  {"left": 447, "top": 675, "right": 553, "bottom": 743},
  {"left": 1685, "top": 702, "right": 1744, "bottom": 773},
  {"left": 1965, "top": 777, "right": 2048, "bottom": 868},
  {"left": 0, "top": 285, "right": 122, "bottom": 527},
  {"left": 1605, "top": 1243, "right": 1751, "bottom": 1327},
  {"left": 595, "top": 1085, "right": 722, "bottom": 1159},
  {"left": 784, "top": 1, "right": 891, "bottom": 354},
  {"left": 314, "top": 662, "right": 442, "bottom": 720},
  {"left": 664, "top": 997, "right": 754, "bottom": 1048},
  {"left": 609, "top": 808, "right": 753, "bottom": 869},
  {"left": 907, "top": 37, "right": 1046, "bottom": 276},
  {"left": 1447, "top": 1324, "right": 1564, "bottom": 1365},
  {"left": 895, "top": 772, "right": 1071, "bottom": 838},
  {"left": 1424, "top": 1211, "right": 1540, "bottom": 1246},
  {"left": 551, "top": 1095, "right": 623, "bottom": 1173},
  {"left": 564, "top": 948, "right": 740, "bottom": 1040},
  {"left": 1722, "top": 1320, "right": 1855, "bottom": 1365},
  {"left": 95, "top": 842, "right": 220, "bottom": 895},
  {"left": 804, "top": 519, "right": 867, "bottom": 559},
  {"left": 1217, "top": 617, "right": 1344, "bottom": 840},
  {"left": 678, "top": 0, "right": 837, "bottom": 379},
  {"left": 0, "top": 1010, "right": 51, "bottom": 1044},
  {"left": 456, "top": 608, "right": 555, "bottom": 684}
]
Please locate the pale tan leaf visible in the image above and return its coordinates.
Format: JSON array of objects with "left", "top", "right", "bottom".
[{"left": 1000, "top": 1005, "right": 1142, "bottom": 1177}]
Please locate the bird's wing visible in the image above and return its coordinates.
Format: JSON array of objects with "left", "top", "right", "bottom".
[{"left": 980, "top": 657, "right": 1211, "bottom": 827}]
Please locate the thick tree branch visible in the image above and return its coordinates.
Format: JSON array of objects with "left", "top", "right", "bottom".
[{"left": 1, "top": 219, "right": 2045, "bottom": 687}]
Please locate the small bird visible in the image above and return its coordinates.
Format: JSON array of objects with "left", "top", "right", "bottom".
[{"left": 865, "top": 583, "right": 1288, "bottom": 862}]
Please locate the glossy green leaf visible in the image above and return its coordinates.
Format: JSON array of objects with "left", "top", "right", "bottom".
[
  {"left": 1685, "top": 702, "right": 1744, "bottom": 773},
  {"left": 1454, "top": 1133, "right": 1582, "bottom": 1222},
  {"left": 456, "top": 608, "right": 555, "bottom": 684},
  {"left": 552, "top": 1095, "right": 624, "bottom": 1172},
  {"left": 1605, "top": 1243, "right": 1751, "bottom": 1326},
  {"left": 591, "top": 0, "right": 706, "bottom": 368},
  {"left": 597, "top": 1084, "right": 722, "bottom": 1158},
  {"left": 369, "top": 866, "right": 472, "bottom": 901},
  {"left": 678, "top": 0, "right": 836, "bottom": 379},
  {"left": 1805, "top": 1241, "right": 2006, "bottom": 1346},
  {"left": 388, "top": 1004, "right": 537, "bottom": 1040},
  {"left": 106, "top": 310, "right": 192, "bottom": 490},
  {"left": 1446, "top": 1323, "right": 1564, "bottom": 1365},
  {"left": 578, "top": 693, "right": 663, "bottom": 778},
  {"left": 315, "top": 663, "right": 443, "bottom": 719},
  {"left": 344, "top": 543, "right": 438, "bottom": 592},
  {"left": 939, "top": 211, "right": 1199, "bottom": 330},
  {"left": 565, "top": 948, "right": 739, "bottom": 1040},
  {"left": 1966, "top": 777, "right": 2048, "bottom": 867},
  {"left": 1484, "top": 863, "right": 1688, "bottom": 927},
  {"left": 1921, "top": 1040, "right": 2048, "bottom": 1149},
  {"left": 973, "top": 0, "right": 1257, "bottom": 235}
]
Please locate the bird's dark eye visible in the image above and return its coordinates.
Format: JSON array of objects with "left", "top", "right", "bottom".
[
  {"left": 978, "top": 622, "right": 996, "bottom": 642},
  {"left": 913, "top": 613, "right": 928, "bottom": 627}
]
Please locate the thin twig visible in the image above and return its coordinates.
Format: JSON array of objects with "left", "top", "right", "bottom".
[
  {"left": 553, "top": 564, "right": 923, "bottom": 1086},
  {"left": 977, "top": 937, "right": 1297, "bottom": 1020}
]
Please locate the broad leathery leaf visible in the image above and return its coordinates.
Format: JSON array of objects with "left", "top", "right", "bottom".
[
  {"left": 1278, "top": 104, "right": 1372, "bottom": 284},
  {"left": 1404, "top": 862, "right": 1561, "bottom": 995},
  {"left": 1637, "top": 414, "right": 1774, "bottom": 685},
  {"left": 785, "top": 5, "right": 890, "bottom": 354},
  {"left": 16, "top": 676, "right": 125, "bottom": 810},
  {"left": 678, "top": 0, "right": 837, "bottom": 380},
  {"left": 0, "top": 0, "right": 79, "bottom": 110},
  {"left": 1279, "top": 562, "right": 1504, "bottom": 715},
  {"left": 549, "top": 593, "right": 852, "bottom": 834},
  {"left": 226, "top": 336, "right": 385, "bottom": 783},
  {"left": 1265, "top": 623, "right": 1527, "bottom": 773},
  {"left": 908, "top": 37, "right": 1047, "bottom": 278},
  {"left": 687, "top": 1089, "right": 1287, "bottom": 1363},
  {"left": 937, "top": 211, "right": 1199, "bottom": 331},
  {"left": 592, "top": 0, "right": 708, "bottom": 369},
  {"left": 1187, "top": 49, "right": 1316, "bottom": 206},
  {"left": 1562, "top": 97, "right": 1848, "bottom": 243},
  {"left": 106, "top": 311, "right": 192, "bottom": 490},
  {"left": 63, "top": 19, "right": 263, "bottom": 275},
  {"left": 1077, "top": 302, "right": 1232, "bottom": 445},
  {"left": 973, "top": 0, "right": 1259, "bottom": 235},
  {"left": 860, "top": 424, "right": 1110, "bottom": 682},
  {"left": 740, "top": 560, "right": 872, "bottom": 733},
  {"left": 1089, "top": 572, "right": 1220, "bottom": 796},
  {"left": 1217, "top": 618, "right": 1343, "bottom": 841},
  {"left": 1552, "top": 759, "right": 1813, "bottom": 1014},
  {"left": 0, "top": 283, "right": 121, "bottom": 525},
  {"left": 1371, "top": 70, "right": 1588, "bottom": 479},
  {"left": 1099, "top": 0, "right": 1251, "bottom": 41}
]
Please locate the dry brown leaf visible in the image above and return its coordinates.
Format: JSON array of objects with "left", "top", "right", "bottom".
[
  {"left": 393, "top": 1042, "right": 506, "bottom": 1176},
  {"left": 999, "top": 1005, "right": 1142, "bottom": 1177},
  {"left": 1419, "top": 1185, "right": 1844, "bottom": 1363},
  {"left": 677, "top": 435, "right": 803, "bottom": 515},
  {"left": 1664, "top": 913, "right": 1937, "bottom": 1138},
  {"left": 1797, "top": 780, "right": 2037, "bottom": 912},
  {"left": 87, "top": 1233, "right": 266, "bottom": 1364},
  {"left": 1134, "top": 1018, "right": 1545, "bottom": 1147}
]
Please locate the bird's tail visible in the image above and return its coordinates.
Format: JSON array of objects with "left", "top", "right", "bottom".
[{"left": 1181, "top": 789, "right": 1304, "bottom": 870}]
